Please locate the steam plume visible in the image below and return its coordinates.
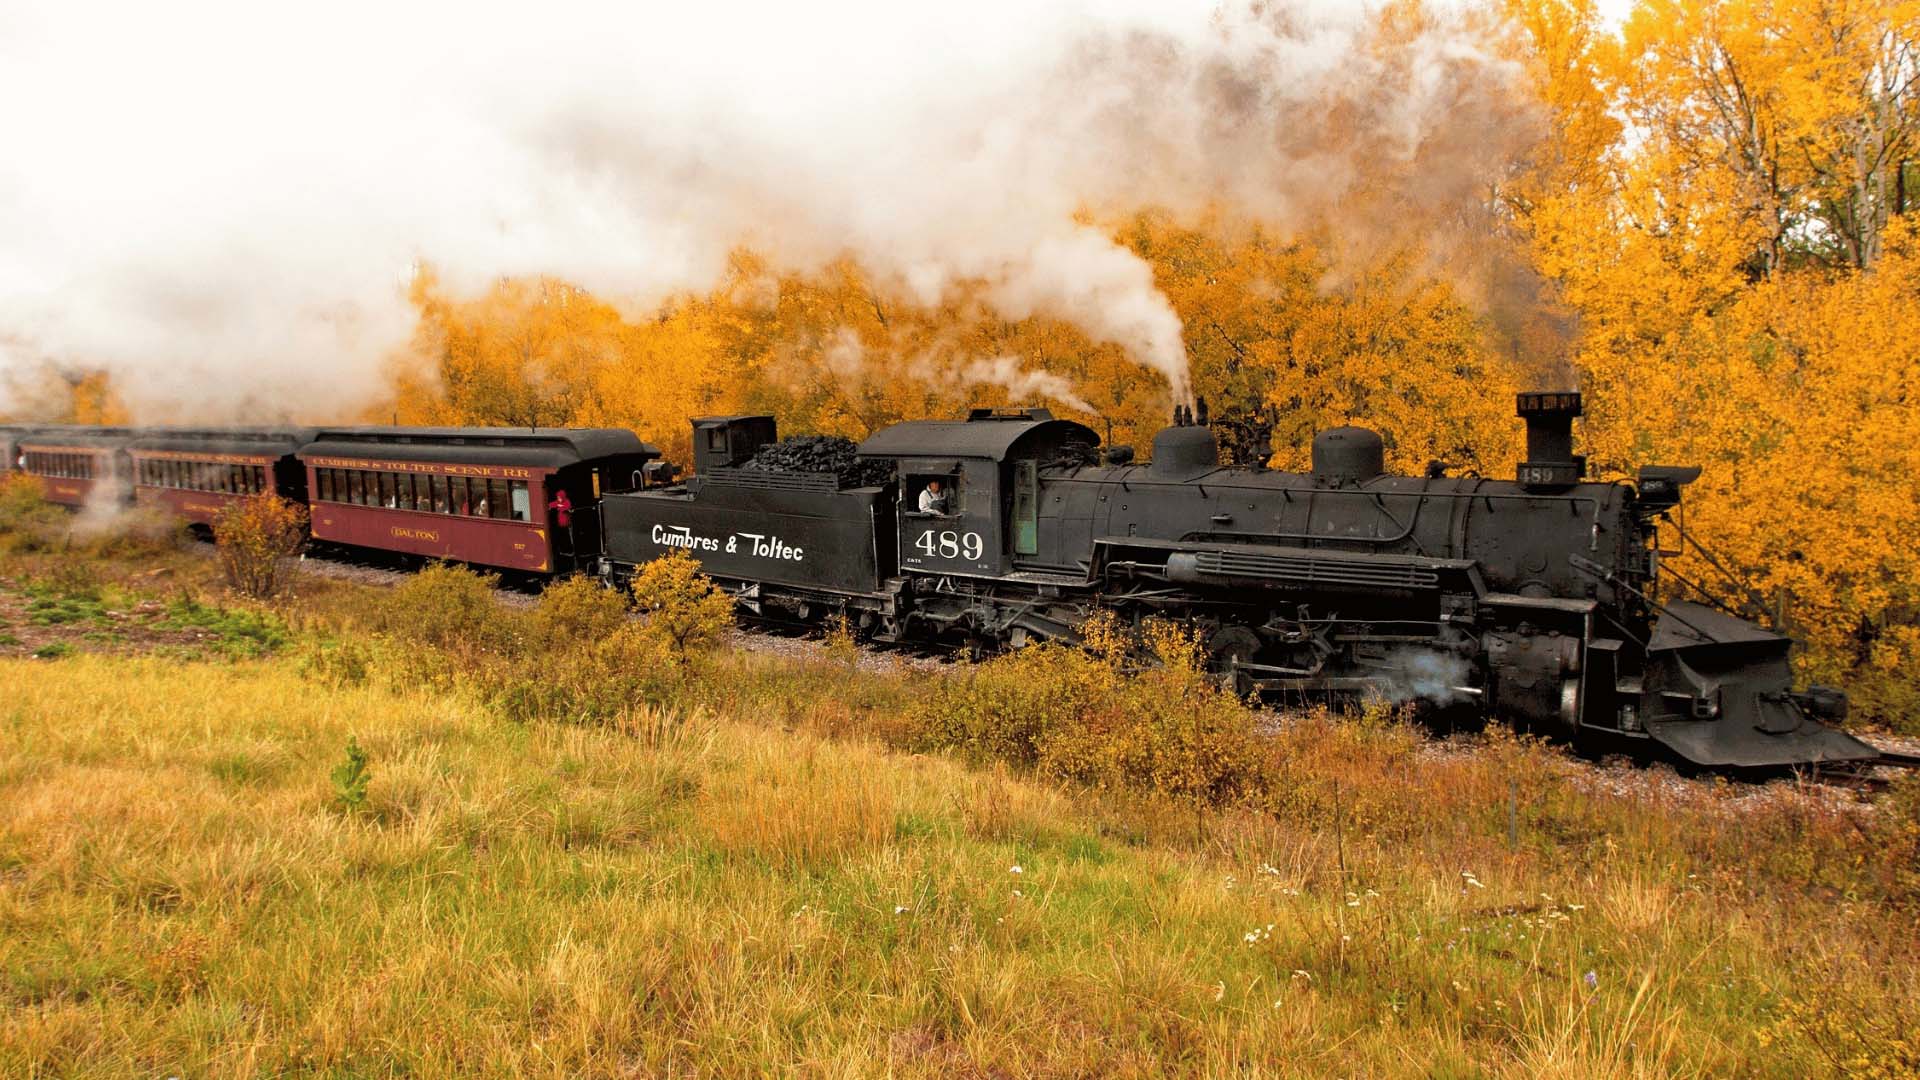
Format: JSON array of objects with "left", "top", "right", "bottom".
[{"left": 0, "top": 0, "right": 1541, "bottom": 419}]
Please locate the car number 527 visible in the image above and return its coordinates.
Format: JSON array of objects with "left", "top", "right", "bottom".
[{"left": 914, "top": 529, "right": 984, "bottom": 560}]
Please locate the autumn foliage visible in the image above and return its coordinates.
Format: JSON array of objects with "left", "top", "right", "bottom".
[{"left": 211, "top": 495, "right": 308, "bottom": 599}]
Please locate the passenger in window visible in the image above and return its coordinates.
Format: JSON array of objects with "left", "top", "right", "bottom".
[{"left": 917, "top": 479, "right": 950, "bottom": 515}]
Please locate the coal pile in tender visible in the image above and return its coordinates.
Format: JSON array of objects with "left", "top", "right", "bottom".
[{"left": 744, "top": 435, "right": 896, "bottom": 487}]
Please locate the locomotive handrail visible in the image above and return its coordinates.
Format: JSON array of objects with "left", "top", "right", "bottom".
[{"left": 1185, "top": 484, "right": 1608, "bottom": 550}]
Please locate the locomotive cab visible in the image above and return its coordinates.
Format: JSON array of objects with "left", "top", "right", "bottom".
[{"left": 858, "top": 408, "right": 1098, "bottom": 582}]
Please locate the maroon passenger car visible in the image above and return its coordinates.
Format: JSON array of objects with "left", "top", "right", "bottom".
[
  {"left": 16, "top": 427, "right": 135, "bottom": 508},
  {"left": 299, "top": 427, "right": 665, "bottom": 574},
  {"left": 130, "top": 427, "right": 317, "bottom": 527}
]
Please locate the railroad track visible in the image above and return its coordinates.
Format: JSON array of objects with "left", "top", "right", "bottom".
[{"left": 1790, "top": 747, "right": 1920, "bottom": 792}]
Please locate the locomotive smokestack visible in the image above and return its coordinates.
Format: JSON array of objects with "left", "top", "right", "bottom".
[
  {"left": 1516, "top": 391, "right": 1584, "bottom": 489},
  {"left": 1195, "top": 396, "right": 1209, "bottom": 426}
]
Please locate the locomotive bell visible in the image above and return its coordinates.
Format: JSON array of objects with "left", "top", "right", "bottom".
[{"left": 1311, "top": 426, "right": 1384, "bottom": 485}]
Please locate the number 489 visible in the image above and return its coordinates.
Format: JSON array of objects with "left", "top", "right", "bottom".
[{"left": 915, "top": 529, "right": 984, "bottom": 560}]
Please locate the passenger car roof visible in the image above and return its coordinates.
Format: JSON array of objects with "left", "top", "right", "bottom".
[
  {"left": 130, "top": 427, "right": 319, "bottom": 457},
  {"left": 300, "top": 427, "right": 659, "bottom": 468},
  {"left": 17, "top": 426, "right": 138, "bottom": 449}
]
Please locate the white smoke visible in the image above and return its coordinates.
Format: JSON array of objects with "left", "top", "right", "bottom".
[
  {"left": 1379, "top": 649, "right": 1479, "bottom": 706},
  {"left": 820, "top": 328, "right": 1095, "bottom": 415},
  {"left": 0, "top": 0, "right": 1537, "bottom": 420},
  {"left": 947, "top": 356, "right": 1096, "bottom": 416}
]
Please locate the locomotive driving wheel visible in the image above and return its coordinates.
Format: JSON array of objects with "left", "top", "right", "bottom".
[{"left": 1206, "top": 625, "right": 1263, "bottom": 699}]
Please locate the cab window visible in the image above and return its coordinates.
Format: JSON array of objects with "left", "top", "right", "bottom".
[{"left": 908, "top": 473, "right": 959, "bottom": 516}]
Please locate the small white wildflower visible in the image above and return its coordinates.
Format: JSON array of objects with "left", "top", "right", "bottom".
[
  {"left": 1258, "top": 863, "right": 1280, "bottom": 876},
  {"left": 1011, "top": 889, "right": 1024, "bottom": 898},
  {"left": 894, "top": 905, "right": 908, "bottom": 914},
  {"left": 1212, "top": 981, "right": 1225, "bottom": 1002},
  {"left": 1009, "top": 865, "right": 1023, "bottom": 875},
  {"left": 1290, "top": 969, "right": 1313, "bottom": 981}
]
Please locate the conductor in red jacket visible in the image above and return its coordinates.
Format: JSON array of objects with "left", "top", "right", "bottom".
[{"left": 548, "top": 488, "right": 574, "bottom": 558}]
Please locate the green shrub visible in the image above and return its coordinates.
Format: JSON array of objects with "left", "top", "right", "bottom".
[
  {"left": 487, "top": 559, "right": 732, "bottom": 727},
  {"left": 330, "top": 736, "right": 371, "bottom": 813},
  {"left": 160, "top": 595, "right": 291, "bottom": 658},
  {"left": 630, "top": 552, "right": 733, "bottom": 667},
  {"left": 530, "top": 573, "right": 629, "bottom": 652},
  {"left": 25, "top": 591, "right": 106, "bottom": 627},
  {"left": 383, "top": 563, "right": 518, "bottom": 655},
  {"left": 910, "top": 619, "right": 1271, "bottom": 808},
  {"left": 297, "top": 637, "right": 375, "bottom": 687},
  {"left": 38, "top": 559, "right": 103, "bottom": 603},
  {"left": 0, "top": 474, "right": 66, "bottom": 552},
  {"left": 490, "top": 622, "right": 676, "bottom": 726}
]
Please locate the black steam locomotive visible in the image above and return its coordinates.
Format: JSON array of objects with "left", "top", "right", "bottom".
[{"left": 600, "top": 394, "right": 1875, "bottom": 770}]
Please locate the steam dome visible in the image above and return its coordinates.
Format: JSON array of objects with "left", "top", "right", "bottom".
[{"left": 1311, "top": 426, "right": 1384, "bottom": 483}]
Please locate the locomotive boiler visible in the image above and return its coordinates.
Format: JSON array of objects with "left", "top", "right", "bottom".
[{"left": 600, "top": 393, "right": 1875, "bottom": 770}]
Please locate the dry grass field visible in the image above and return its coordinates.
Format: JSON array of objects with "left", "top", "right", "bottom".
[{"left": 1, "top": 521, "right": 1917, "bottom": 1076}]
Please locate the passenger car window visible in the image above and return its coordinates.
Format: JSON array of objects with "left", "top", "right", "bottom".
[
  {"left": 431, "top": 474, "right": 449, "bottom": 513},
  {"left": 509, "top": 481, "right": 529, "bottom": 521},
  {"left": 488, "top": 479, "right": 510, "bottom": 520}
]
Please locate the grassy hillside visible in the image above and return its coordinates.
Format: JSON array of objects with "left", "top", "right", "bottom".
[
  {"left": 3, "top": 646, "right": 1917, "bottom": 1077},
  {"left": 0, "top": 505, "right": 1915, "bottom": 1076}
]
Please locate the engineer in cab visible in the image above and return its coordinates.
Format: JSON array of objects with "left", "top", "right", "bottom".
[{"left": 917, "top": 478, "right": 949, "bottom": 516}]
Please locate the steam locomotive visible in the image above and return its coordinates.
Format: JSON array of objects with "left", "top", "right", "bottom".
[{"left": 599, "top": 394, "right": 1876, "bottom": 770}]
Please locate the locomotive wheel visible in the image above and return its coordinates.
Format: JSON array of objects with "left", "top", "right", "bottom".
[
  {"left": 1206, "top": 625, "right": 1263, "bottom": 698},
  {"left": 1557, "top": 676, "right": 1583, "bottom": 738}
]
